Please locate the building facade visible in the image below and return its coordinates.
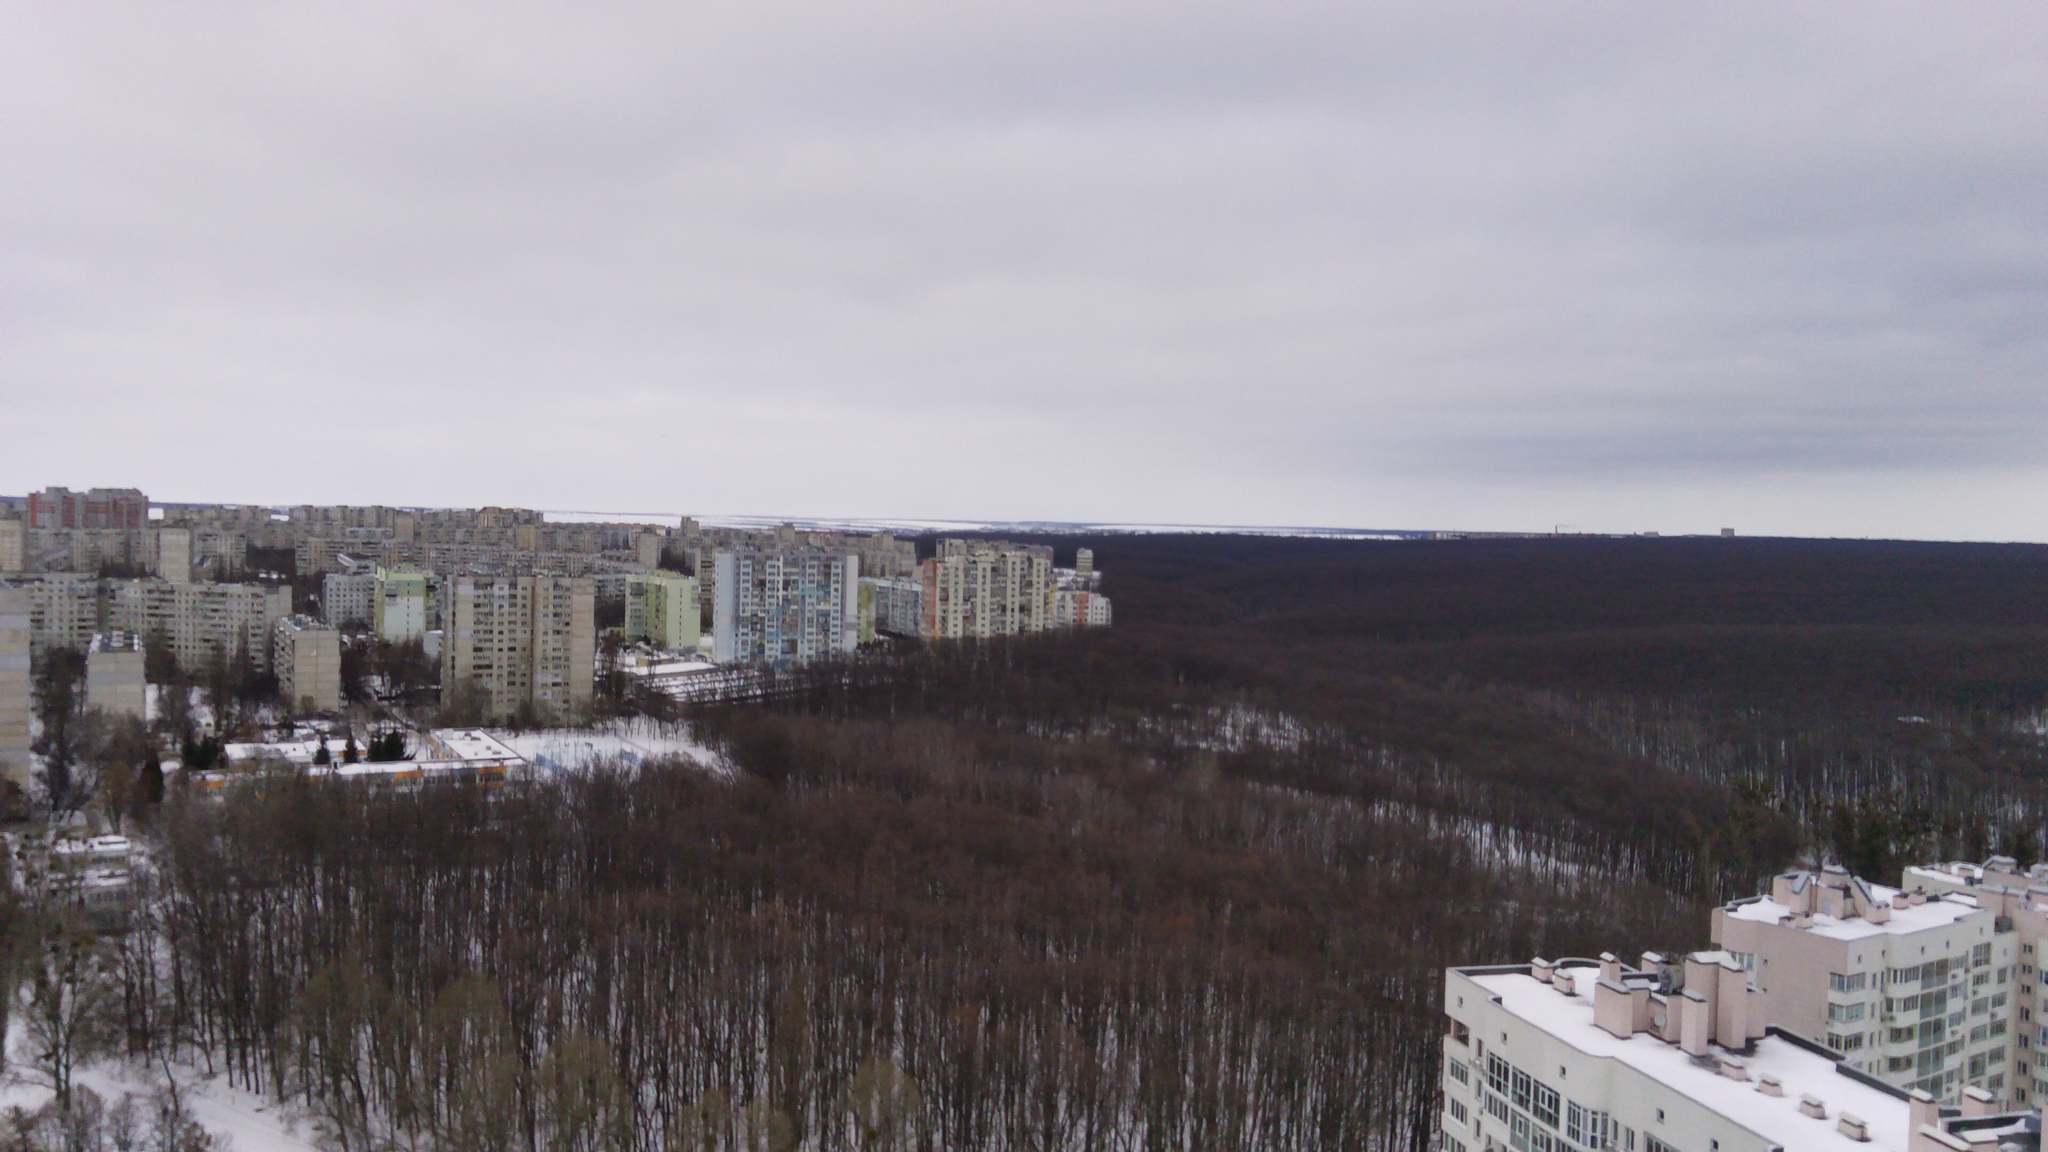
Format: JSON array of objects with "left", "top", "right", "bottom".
[
  {"left": 105, "top": 580, "right": 293, "bottom": 675},
  {"left": 85, "top": 632, "right": 147, "bottom": 721},
  {"left": 0, "top": 587, "right": 29, "bottom": 786},
  {"left": 920, "top": 539, "right": 1052, "bottom": 640},
  {"left": 1900, "top": 856, "right": 2048, "bottom": 1110},
  {"left": 373, "top": 566, "right": 430, "bottom": 641},
  {"left": 323, "top": 570, "right": 376, "bottom": 630},
  {"left": 1714, "top": 867, "right": 2014, "bottom": 1106},
  {"left": 27, "top": 488, "right": 148, "bottom": 531},
  {"left": 861, "top": 576, "right": 925, "bottom": 639},
  {"left": 1441, "top": 953, "right": 2027, "bottom": 1152},
  {"left": 712, "top": 550, "right": 858, "bottom": 667},
  {"left": 440, "top": 574, "right": 595, "bottom": 722},
  {"left": 624, "top": 570, "right": 699, "bottom": 652},
  {"left": 273, "top": 615, "right": 342, "bottom": 713}
]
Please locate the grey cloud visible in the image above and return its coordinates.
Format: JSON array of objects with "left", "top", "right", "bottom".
[{"left": 2, "top": 3, "right": 2045, "bottom": 537}]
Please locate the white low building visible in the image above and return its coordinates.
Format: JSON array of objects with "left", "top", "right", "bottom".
[{"left": 1443, "top": 954, "right": 2039, "bottom": 1152}]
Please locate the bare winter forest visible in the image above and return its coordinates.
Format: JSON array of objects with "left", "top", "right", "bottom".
[{"left": 33, "top": 535, "right": 2048, "bottom": 1151}]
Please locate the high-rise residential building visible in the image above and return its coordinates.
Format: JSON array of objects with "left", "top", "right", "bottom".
[
  {"left": 920, "top": 539, "right": 1052, "bottom": 640},
  {"left": 0, "top": 587, "right": 29, "bottom": 786},
  {"left": 1714, "top": 866, "right": 2013, "bottom": 1106},
  {"left": 373, "top": 566, "right": 430, "bottom": 641},
  {"left": 150, "top": 527, "right": 192, "bottom": 583},
  {"left": 1441, "top": 951, "right": 2011, "bottom": 1152},
  {"left": 5, "top": 574, "right": 104, "bottom": 657},
  {"left": 323, "top": 570, "right": 376, "bottom": 630},
  {"left": 440, "top": 574, "right": 595, "bottom": 722},
  {"left": 1896, "top": 856, "right": 2048, "bottom": 1108},
  {"left": 624, "top": 570, "right": 699, "bottom": 652},
  {"left": 273, "top": 615, "right": 342, "bottom": 713},
  {"left": 106, "top": 580, "right": 292, "bottom": 675},
  {"left": 85, "top": 632, "right": 147, "bottom": 721},
  {"left": 712, "top": 550, "right": 858, "bottom": 667},
  {"left": 27, "top": 487, "right": 148, "bottom": 531},
  {"left": 860, "top": 577, "right": 925, "bottom": 639},
  {"left": 636, "top": 532, "right": 665, "bottom": 570},
  {"left": 0, "top": 519, "right": 22, "bottom": 574},
  {"left": 1049, "top": 589, "right": 1112, "bottom": 628}
]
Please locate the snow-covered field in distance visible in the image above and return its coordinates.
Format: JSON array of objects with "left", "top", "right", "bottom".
[{"left": 537, "top": 509, "right": 1426, "bottom": 540}]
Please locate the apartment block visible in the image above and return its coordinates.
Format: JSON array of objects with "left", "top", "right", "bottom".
[
  {"left": 5, "top": 574, "right": 104, "bottom": 657},
  {"left": 373, "top": 566, "right": 430, "bottom": 641},
  {"left": 1441, "top": 953, "right": 2029, "bottom": 1152},
  {"left": 712, "top": 550, "right": 857, "bottom": 667},
  {"left": 1049, "top": 589, "right": 1112, "bottom": 628},
  {"left": 27, "top": 487, "right": 148, "bottom": 531},
  {"left": 0, "top": 519, "right": 22, "bottom": 574},
  {"left": 920, "top": 539, "right": 1052, "bottom": 640},
  {"left": 0, "top": 587, "right": 29, "bottom": 786},
  {"left": 1902, "top": 856, "right": 2048, "bottom": 1110},
  {"left": 274, "top": 616, "right": 342, "bottom": 713},
  {"left": 1714, "top": 867, "right": 2013, "bottom": 1106},
  {"left": 323, "top": 570, "right": 376, "bottom": 630},
  {"left": 150, "top": 527, "right": 192, "bottom": 583},
  {"left": 106, "top": 580, "right": 292, "bottom": 675},
  {"left": 85, "top": 632, "right": 147, "bottom": 721},
  {"left": 624, "top": 570, "right": 699, "bottom": 652},
  {"left": 861, "top": 576, "right": 925, "bottom": 639},
  {"left": 440, "top": 574, "right": 595, "bottom": 722}
]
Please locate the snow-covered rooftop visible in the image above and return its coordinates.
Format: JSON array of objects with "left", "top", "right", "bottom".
[
  {"left": 1472, "top": 964, "right": 1913, "bottom": 1152},
  {"left": 1721, "top": 881, "right": 1984, "bottom": 940}
]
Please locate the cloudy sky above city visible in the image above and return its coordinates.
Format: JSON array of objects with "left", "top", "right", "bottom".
[{"left": 4, "top": 3, "right": 2044, "bottom": 539}]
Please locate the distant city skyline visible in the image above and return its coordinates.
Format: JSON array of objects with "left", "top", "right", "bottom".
[{"left": 4, "top": 4, "right": 2044, "bottom": 542}]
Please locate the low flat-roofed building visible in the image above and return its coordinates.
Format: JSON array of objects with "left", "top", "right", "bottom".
[
  {"left": 1443, "top": 955, "right": 2039, "bottom": 1152},
  {"left": 85, "top": 632, "right": 146, "bottom": 721}
]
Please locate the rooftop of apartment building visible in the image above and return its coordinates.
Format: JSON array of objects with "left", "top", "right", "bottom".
[
  {"left": 1457, "top": 958, "right": 2038, "bottom": 1151},
  {"left": 1907, "top": 857, "right": 2048, "bottom": 892},
  {"left": 276, "top": 614, "right": 335, "bottom": 633},
  {"left": 87, "top": 631, "right": 143, "bottom": 654},
  {"left": 1721, "top": 866, "right": 1984, "bottom": 940}
]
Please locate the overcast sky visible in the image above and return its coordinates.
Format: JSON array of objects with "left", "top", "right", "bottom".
[{"left": 3, "top": 4, "right": 2044, "bottom": 538}]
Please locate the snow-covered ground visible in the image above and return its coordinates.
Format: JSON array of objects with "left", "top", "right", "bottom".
[
  {"left": 491, "top": 717, "right": 730, "bottom": 778},
  {"left": 0, "top": 1049, "right": 320, "bottom": 1151}
]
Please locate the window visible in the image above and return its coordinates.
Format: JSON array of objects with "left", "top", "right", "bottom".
[
  {"left": 1646, "top": 1138, "right": 1680, "bottom": 1152},
  {"left": 1828, "top": 1032, "right": 1866, "bottom": 1051},
  {"left": 1532, "top": 1082, "right": 1560, "bottom": 1128},
  {"left": 1448, "top": 1059, "right": 1470, "bottom": 1086},
  {"left": 1831, "top": 971, "right": 1868, "bottom": 992},
  {"left": 1448, "top": 1098, "right": 1469, "bottom": 1124},
  {"left": 1512, "top": 1067, "right": 1532, "bottom": 1112},
  {"left": 1976, "top": 943, "right": 1993, "bottom": 967},
  {"left": 1488, "top": 1055, "right": 1509, "bottom": 1094},
  {"left": 1829, "top": 1002, "right": 1866, "bottom": 1022}
]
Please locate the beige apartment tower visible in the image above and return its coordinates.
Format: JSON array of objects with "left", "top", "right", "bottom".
[
  {"left": 0, "top": 519, "right": 23, "bottom": 574},
  {"left": 85, "top": 632, "right": 147, "bottom": 721},
  {"left": 441, "top": 574, "right": 595, "bottom": 723},
  {"left": 920, "top": 539, "right": 1053, "bottom": 640},
  {"left": 274, "top": 615, "right": 342, "bottom": 714},
  {"left": 0, "top": 587, "right": 29, "bottom": 786}
]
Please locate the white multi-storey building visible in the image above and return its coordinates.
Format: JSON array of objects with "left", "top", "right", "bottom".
[
  {"left": 1714, "top": 867, "right": 2015, "bottom": 1106},
  {"left": 106, "top": 580, "right": 293, "bottom": 675},
  {"left": 1442, "top": 953, "right": 2032, "bottom": 1152},
  {"left": 1901, "top": 856, "right": 2048, "bottom": 1110},
  {"left": 373, "top": 566, "right": 430, "bottom": 641},
  {"left": 323, "top": 569, "right": 376, "bottom": 630},
  {"left": 920, "top": 539, "right": 1051, "bottom": 640},
  {"left": 712, "top": 550, "right": 857, "bottom": 667},
  {"left": 440, "top": 574, "right": 595, "bottom": 722}
]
